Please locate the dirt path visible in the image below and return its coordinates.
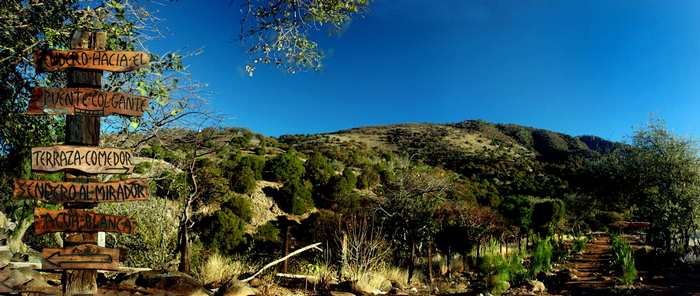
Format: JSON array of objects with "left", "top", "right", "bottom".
[{"left": 558, "top": 234, "right": 615, "bottom": 295}]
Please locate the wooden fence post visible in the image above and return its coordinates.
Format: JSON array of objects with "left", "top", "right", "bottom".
[{"left": 61, "top": 30, "right": 105, "bottom": 296}]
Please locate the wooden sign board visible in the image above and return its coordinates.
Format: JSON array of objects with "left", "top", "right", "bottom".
[
  {"left": 42, "top": 244, "right": 120, "bottom": 270},
  {"left": 28, "top": 87, "right": 148, "bottom": 117},
  {"left": 34, "top": 49, "right": 149, "bottom": 72},
  {"left": 32, "top": 145, "right": 133, "bottom": 174},
  {"left": 14, "top": 179, "right": 149, "bottom": 203},
  {"left": 34, "top": 208, "right": 136, "bottom": 235}
]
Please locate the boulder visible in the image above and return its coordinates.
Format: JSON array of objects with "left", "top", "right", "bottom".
[
  {"left": 527, "top": 280, "right": 546, "bottom": 293},
  {"left": 134, "top": 271, "right": 206, "bottom": 295},
  {"left": 2, "top": 267, "right": 36, "bottom": 288},
  {"left": 330, "top": 292, "right": 355, "bottom": 296},
  {"left": 215, "top": 280, "right": 256, "bottom": 296}
]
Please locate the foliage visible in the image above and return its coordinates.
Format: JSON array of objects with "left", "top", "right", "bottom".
[
  {"left": 99, "top": 197, "right": 179, "bottom": 269},
  {"left": 499, "top": 195, "right": 533, "bottom": 238},
  {"left": 279, "top": 178, "right": 315, "bottom": 215},
  {"left": 231, "top": 166, "right": 258, "bottom": 194},
  {"left": 194, "top": 159, "right": 230, "bottom": 203},
  {"left": 264, "top": 150, "right": 305, "bottom": 182},
  {"left": 253, "top": 221, "right": 281, "bottom": 243},
  {"left": 239, "top": 0, "right": 369, "bottom": 75},
  {"left": 222, "top": 195, "right": 253, "bottom": 223},
  {"left": 304, "top": 151, "right": 335, "bottom": 187},
  {"left": 530, "top": 236, "right": 553, "bottom": 277},
  {"left": 198, "top": 209, "right": 248, "bottom": 255},
  {"left": 479, "top": 239, "right": 528, "bottom": 295},
  {"left": 571, "top": 236, "right": 589, "bottom": 254},
  {"left": 611, "top": 235, "right": 637, "bottom": 285},
  {"left": 531, "top": 199, "right": 565, "bottom": 237}
]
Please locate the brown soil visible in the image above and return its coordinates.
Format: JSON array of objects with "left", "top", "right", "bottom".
[{"left": 557, "top": 234, "right": 616, "bottom": 295}]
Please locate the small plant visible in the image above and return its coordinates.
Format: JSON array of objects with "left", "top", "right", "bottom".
[
  {"left": 196, "top": 253, "right": 243, "bottom": 287},
  {"left": 479, "top": 239, "right": 527, "bottom": 295},
  {"left": 571, "top": 236, "right": 589, "bottom": 254},
  {"left": 611, "top": 235, "right": 637, "bottom": 285},
  {"left": 530, "top": 236, "right": 553, "bottom": 277}
]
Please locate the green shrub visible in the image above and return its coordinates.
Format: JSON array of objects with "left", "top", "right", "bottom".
[
  {"left": 230, "top": 166, "right": 257, "bottom": 194},
  {"left": 264, "top": 150, "right": 305, "bottom": 182},
  {"left": 530, "top": 236, "right": 553, "bottom": 276},
  {"left": 253, "top": 221, "right": 280, "bottom": 243},
  {"left": 479, "top": 239, "right": 527, "bottom": 295},
  {"left": 280, "top": 179, "right": 314, "bottom": 215},
  {"left": 98, "top": 197, "right": 179, "bottom": 269},
  {"left": 571, "top": 236, "right": 589, "bottom": 254},
  {"left": 222, "top": 195, "right": 253, "bottom": 223},
  {"left": 357, "top": 165, "right": 380, "bottom": 189},
  {"left": 304, "top": 152, "right": 334, "bottom": 187},
  {"left": 198, "top": 209, "right": 247, "bottom": 255},
  {"left": 611, "top": 235, "right": 637, "bottom": 285},
  {"left": 133, "top": 161, "right": 152, "bottom": 174},
  {"left": 531, "top": 199, "right": 565, "bottom": 237}
]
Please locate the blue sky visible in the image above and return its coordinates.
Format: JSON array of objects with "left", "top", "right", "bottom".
[{"left": 145, "top": 0, "right": 700, "bottom": 141}]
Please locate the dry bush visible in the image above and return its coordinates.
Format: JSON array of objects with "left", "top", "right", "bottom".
[
  {"left": 336, "top": 213, "right": 394, "bottom": 292},
  {"left": 196, "top": 253, "right": 254, "bottom": 287}
]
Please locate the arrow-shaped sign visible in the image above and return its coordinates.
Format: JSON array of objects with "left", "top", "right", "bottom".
[
  {"left": 42, "top": 245, "right": 121, "bottom": 270},
  {"left": 31, "top": 145, "right": 134, "bottom": 174}
]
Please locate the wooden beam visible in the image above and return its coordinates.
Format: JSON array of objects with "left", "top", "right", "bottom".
[
  {"left": 42, "top": 245, "right": 120, "bottom": 270},
  {"left": 28, "top": 87, "right": 148, "bottom": 117},
  {"left": 14, "top": 179, "right": 149, "bottom": 203},
  {"left": 34, "top": 49, "right": 149, "bottom": 72},
  {"left": 34, "top": 208, "right": 137, "bottom": 235},
  {"left": 31, "top": 145, "right": 134, "bottom": 174}
]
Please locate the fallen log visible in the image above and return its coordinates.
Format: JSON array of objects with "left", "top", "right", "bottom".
[{"left": 241, "top": 242, "right": 322, "bottom": 283}]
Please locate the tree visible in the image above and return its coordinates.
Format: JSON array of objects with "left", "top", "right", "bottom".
[
  {"left": 531, "top": 199, "right": 565, "bottom": 237},
  {"left": 499, "top": 195, "right": 533, "bottom": 246},
  {"left": 304, "top": 151, "right": 334, "bottom": 187},
  {"left": 280, "top": 178, "right": 314, "bottom": 215},
  {"left": 230, "top": 165, "right": 257, "bottom": 194},
  {"left": 239, "top": 0, "right": 369, "bottom": 75},
  {"left": 198, "top": 209, "right": 247, "bottom": 255},
  {"left": 264, "top": 149, "right": 305, "bottom": 182},
  {"left": 382, "top": 166, "right": 449, "bottom": 284},
  {"left": 621, "top": 119, "right": 700, "bottom": 252}
]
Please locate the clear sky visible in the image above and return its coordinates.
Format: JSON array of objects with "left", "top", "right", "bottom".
[{"left": 145, "top": 0, "right": 700, "bottom": 141}]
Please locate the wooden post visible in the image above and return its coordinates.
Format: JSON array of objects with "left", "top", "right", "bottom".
[{"left": 62, "top": 30, "right": 105, "bottom": 296}]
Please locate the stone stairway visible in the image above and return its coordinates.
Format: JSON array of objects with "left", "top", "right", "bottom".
[{"left": 559, "top": 234, "right": 615, "bottom": 295}]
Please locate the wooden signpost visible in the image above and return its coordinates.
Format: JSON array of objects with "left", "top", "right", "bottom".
[
  {"left": 28, "top": 87, "right": 148, "bottom": 116},
  {"left": 42, "top": 244, "right": 121, "bottom": 270},
  {"left": 34, "top": 49, "right": 150, "bottom": 72},
  {"left": 31, "top": 145, "right": 134, "bottom": 174},
  {"left": 25, "top": 30, "right": 151, "bottom": 295},
  {"left": 34, "top": 208, "right": 137, "bottom": 236},
  {"left": 14, "top": 179, "right": 149, "bottom": 203}
]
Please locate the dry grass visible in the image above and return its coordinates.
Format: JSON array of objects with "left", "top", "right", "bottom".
[{"left": 197, "top": 253, "right": 249, "bottom": 287}]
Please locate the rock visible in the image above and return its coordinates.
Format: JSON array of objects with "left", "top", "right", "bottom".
[
  {"left": 388, "top": 287, "right": 408, "bottom": 295},
  {"left": 2, "top": 267, "right": 37, "bottom": 288},
  {"left": 134, "top": 271, "right": 206, "bottom": 295},
  {"left": 0, "top": 251, "right": 11, "bottom": 269},
  {"left": 330, "top": 292, "right": 355, "bottom": 296},
  {"left": 527, "top": 280, "right": 546, "bottom": 293},
  {"left": 20, "top": 274, "right": 56, "bottom": 294},
  {"left": 215, "top": 280, "right": 256, "bottom": 296},
  {"left": 409, "top": 287, "right": 418, "bottom": 294}
]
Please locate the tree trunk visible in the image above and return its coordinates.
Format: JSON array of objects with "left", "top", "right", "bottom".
[
  {"left": 446, "top": 245, "right": 452, "bottom": 279},
  {"left": 427, "top": 241, "right": 433, "bottom": 284},
  {"left": 407, "top": 240, "right": 415, "bottom": 285},
  {"left": 177, "top": 212, "right": 191, "bottom": 273}
]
